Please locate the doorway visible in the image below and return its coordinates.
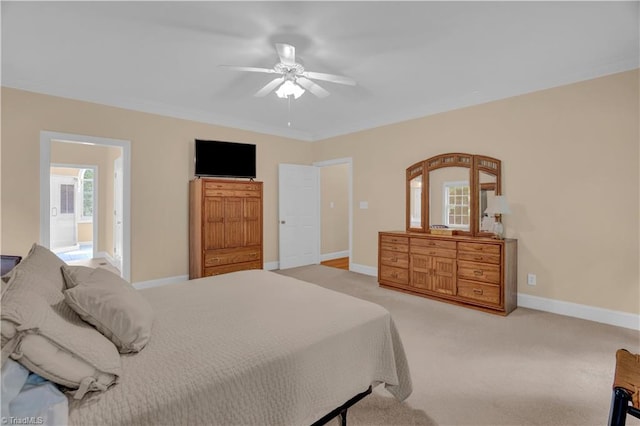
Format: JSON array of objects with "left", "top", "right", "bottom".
[
  {"left": 315, "top": 158, "right": 352, "bottom": 271},
  {"left": 277, "top": 158, "right": 352, "bottom": 271},
  {"left": 40, "top": 131, "right": 131, "bottom": 281}
]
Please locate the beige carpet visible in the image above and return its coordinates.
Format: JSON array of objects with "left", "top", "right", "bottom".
[{"left": 276, "top": 265, "right": 640, "bottom": 426}]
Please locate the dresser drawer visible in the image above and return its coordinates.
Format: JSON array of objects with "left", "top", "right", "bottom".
[
  {"left": 412, "top": 238, "right": 457, "bottom": 250},
  {"left": 457, "top": 260, "right": 500, "bottom": 284},
  {"left": 380, "top": 235, "right": 409, "bottom": 253},
  {"left": 458, "top": 242, "right": 500, "bottom": 255},
  {"left": 380, "top": 250, "right": 409, "bottom": 268},
  {"left": 410, "top": 245, "right": 456, "bottom": 259},
  {"left": 457, "top": 251, "right": 500, "bottom": 265},
  {"left": 381, "top": 235, "right": 409, "bottom": 245},
  {"left": 379, "top": 265, "right": 409, "bottom": 285},
  {"left": 457, "top": 279, "right": 500, "bottom": 305},
  {"left": 204, "top": 248, "right": 261, "bottom": 267}
]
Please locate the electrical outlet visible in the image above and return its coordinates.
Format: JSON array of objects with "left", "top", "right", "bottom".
[{"left": 527, "top": 273, "right": 537, "bottom": 286}]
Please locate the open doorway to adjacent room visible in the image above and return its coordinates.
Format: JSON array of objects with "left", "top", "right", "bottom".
[
  {"left": 40, "top": 131, "right": 131, "bottom": 281},
  {"left": 315, "top": 158, "right": 352, "bottom": 271}
]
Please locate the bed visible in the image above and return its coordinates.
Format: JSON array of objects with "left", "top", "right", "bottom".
[{"left": 1, "top": 245, "right": 412, "bottom": 426}]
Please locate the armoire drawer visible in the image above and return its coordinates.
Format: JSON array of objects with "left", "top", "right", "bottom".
[
  {"left": 204, "top": 248, "right": 261, "bottom": 267},
  {"left": 204, "top": 261, "right": 262, "bottom": 277}
]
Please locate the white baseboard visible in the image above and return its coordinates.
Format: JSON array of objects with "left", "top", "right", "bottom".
[
  {"left": 345, "top": 263, "right": 639, "bottom": 331},
  {"left": 320, "top": 251, "right": 350, "bottom": 262},
  {"left": 95, "top": 251, "right": 118, "bottom": 268},
  {"left": 264, "top": 261, "right": 279, "bottom": 271},
  {"left": 350, "top": 263, "right": 377, "bottom": 276},
  {"left": 133, "top": 275, "right": 189, "bottom": 290},
  {"left": 518, "top": 293, "right": 639, "bottom": 331}
]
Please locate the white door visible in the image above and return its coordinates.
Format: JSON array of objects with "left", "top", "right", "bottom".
[
  {"left": 113, "top": 157, "right": 123, "bottom": 271},
  {"left": 278, "top": 164, "right": 320, "bottom": 269},
  {"left": 50, "top": 175, "right": 77, "bottom": 250}
]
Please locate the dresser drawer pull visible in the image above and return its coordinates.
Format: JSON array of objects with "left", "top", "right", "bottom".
[
  {"left": 473, "top": 288, "right": 484, "bottom": 295},
  {"left": 474, "top": 256, "right": 483, "bottom": 261},
  {"left": 428, "top": 242, "right": 436, "bottom": 246},
  {"left": 473, "top": 270, "right": 484, "bottom": 276},
  {"left": 391, "top": 272, "right": 398, "bottom": 278},
  {"left": 392, "top": 257, "right": 398, "bottom": 262}
]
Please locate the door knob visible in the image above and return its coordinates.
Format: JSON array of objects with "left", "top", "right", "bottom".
[{"left": 280, "top": 220, "right": 286, "bottom": 224}]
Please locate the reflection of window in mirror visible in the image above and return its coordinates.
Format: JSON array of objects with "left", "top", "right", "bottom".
[
  {"left": 409, "top": 175, "right": 422, "bottom": 228},
  {"left": 443, "top": 181, "right": 469, "bottom": 228}
]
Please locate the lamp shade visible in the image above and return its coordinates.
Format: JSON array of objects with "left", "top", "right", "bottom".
[{"left": 484, "top": 195, "right": 511, "bottom": 215}]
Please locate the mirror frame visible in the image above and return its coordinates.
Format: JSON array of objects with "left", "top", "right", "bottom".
[{"left": 406, "top": 153, "right": 501, "bottom": 237}]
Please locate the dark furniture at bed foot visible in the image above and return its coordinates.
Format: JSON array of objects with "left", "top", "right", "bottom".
[
  {"left": 311, "top": 386, "right": 372, "bottom": 426},
  {"left": 1, "top": 255, "right": 22, "bottom": 275},
  {"left": 609, "top": 349, "right": 640, "bottom": 426}
]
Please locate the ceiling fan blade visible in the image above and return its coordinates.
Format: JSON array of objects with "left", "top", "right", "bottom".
[
  {"left": 219, "top": 65, "right": 276, "bottom": 74},
  {"left": 275, "top": 43, "right": 296, "bottom": 65},
  {"left": 296, "top": 77, "right": 329, "bottom": 98},
  {"left": 254, "top": 77, "right": 284, "bottom": 97},
  {"left": 302, "top": 71, "right": 356, "bottom": 86}
]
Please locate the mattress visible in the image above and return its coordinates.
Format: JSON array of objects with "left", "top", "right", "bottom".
[{"left": 68, "top": 269, "right": 412, "bottom": 425}]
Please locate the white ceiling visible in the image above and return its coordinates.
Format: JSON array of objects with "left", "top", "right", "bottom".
[{"left": 2, "top": 1, "right": 638, "bottom": 142}]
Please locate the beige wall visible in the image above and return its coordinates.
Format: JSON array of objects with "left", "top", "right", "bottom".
[
  {"left": 1, "top": 87, "right": 312, "bottom": 282},
  {"left": 312, "top": 70, "right": 639, "bottom": 315},
  {"left": 320, "top": 164, "right": 349, "bottom": 255},
  {"left": 51, "top": 144, "right": 121, "bottom": 253},
  {"left": 2, "top": 70, "right": 637, "bottom": 315}
]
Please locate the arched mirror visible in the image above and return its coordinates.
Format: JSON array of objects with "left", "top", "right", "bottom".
[{"left": 406, "top": 153, "right": 501, "bottom": 237}]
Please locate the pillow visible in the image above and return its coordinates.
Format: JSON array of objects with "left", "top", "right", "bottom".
[
  {"left": 1, "top": 244, "right": 66, "bottom": 296},
  {"left": 1, "top": 271, "right": 121, "bottom": 399},
  {"left": 62, "top": 265, "right": 154, "bottom": 353}
]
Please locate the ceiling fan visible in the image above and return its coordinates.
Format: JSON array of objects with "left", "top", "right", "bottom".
[{"left": 220, "top": 43, "right": 356, "bottom": 99}]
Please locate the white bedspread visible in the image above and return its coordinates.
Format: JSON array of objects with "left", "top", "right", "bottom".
[{"left": 68, "top": 269, "right": 412, "bottom": 425}]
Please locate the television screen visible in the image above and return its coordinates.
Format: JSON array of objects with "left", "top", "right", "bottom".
[{"left": 194, "top": 140, "right": 256, "bottom": 178}]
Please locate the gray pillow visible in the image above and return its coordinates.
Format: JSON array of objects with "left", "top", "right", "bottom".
[
  {"left": 62, "top": 265, "right": 154, "bottom": 353},
  {"left": 1, "top": 244, "right": 66, "bottom": 293},
  {"left": 1, "top": 270, "right": 121, "bottom": 399}
]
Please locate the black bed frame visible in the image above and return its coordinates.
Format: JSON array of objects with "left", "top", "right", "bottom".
[{"left": 311, "top": 386, "right": 372, "bottom": 426}]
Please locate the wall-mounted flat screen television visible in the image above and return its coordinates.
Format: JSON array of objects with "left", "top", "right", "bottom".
[{"left": 194, "top": 139, "right": 256, "bottom": 178}]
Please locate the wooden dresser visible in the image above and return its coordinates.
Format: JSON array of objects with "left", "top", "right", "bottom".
[
  {"left": 379, "top": 231, "right": 517, "bottom": 315},
  {"left": 189, "top": 178, "right": 263, "bottom": 279}
]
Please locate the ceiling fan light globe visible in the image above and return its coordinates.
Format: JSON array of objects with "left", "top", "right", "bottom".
[{"left": 275, "top": 80, "right": 305, "bottom": 99}]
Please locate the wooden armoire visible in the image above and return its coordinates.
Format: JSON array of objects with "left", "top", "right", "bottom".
[{"left": 189, "top": 178, "right": 263, "bottom": 279}]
